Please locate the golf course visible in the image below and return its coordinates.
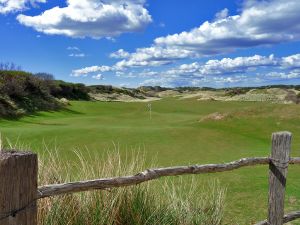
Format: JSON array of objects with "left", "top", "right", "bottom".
[{"left": 0, "top": 97, "right": 299, "bottom": 224}]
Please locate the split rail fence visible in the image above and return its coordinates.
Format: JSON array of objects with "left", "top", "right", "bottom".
[{"left": 0, "top": 131, "right": 300, "bottom": 225}]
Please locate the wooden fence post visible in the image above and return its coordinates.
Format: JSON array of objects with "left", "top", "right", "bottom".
[
  {"left": 268, "top": 132, "right": 292, "bottom": 225},
  {"left": 0, "top": 151, "right": 38, "bottom": 225}
]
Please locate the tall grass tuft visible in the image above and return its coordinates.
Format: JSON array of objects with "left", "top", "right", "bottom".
[{"left": 36, "top": 147, "right": 226, "bottom": 225}]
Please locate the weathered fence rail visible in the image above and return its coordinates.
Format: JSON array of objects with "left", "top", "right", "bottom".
[
  {"left": 0, "top": 131, "right": 300, "bottom": 225},
  {"left": 37, "top": 157, "right": 300, "bottom": 199}
]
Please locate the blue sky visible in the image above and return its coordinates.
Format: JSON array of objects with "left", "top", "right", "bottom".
[{"left": 1, "top": 0, "right": 300, "bottom": 87}]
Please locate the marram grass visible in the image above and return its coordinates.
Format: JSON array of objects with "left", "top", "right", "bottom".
[{"left": 37, "top": 148, "right": 226, "bottom": 225}]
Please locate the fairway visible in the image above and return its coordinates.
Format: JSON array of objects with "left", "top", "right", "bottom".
[{"left": 1, "top": 98, "right": 300, "bottom": 224}]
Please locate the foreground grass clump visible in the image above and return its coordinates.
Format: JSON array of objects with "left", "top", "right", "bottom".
[{"left": 38, "top": 149, "right": 226, "bottom": 225}]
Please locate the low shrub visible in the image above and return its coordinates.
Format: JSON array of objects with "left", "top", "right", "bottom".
[
  {"left": 225, "top": 88, "right": 249, "bottom": 97},
  {"left": 90, "top": 85, "right": 146, "bottom": 99},
  {"left": 50, "top": 80, "right": 91, "bottom": 100},
  {"left": 0, "top": 70, "right": 61, "bottom": 117}
]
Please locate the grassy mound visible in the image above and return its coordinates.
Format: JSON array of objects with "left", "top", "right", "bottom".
[
  {"left": 0, "top": 70, "right": 92, "bottom": 117},
  {"left": 0, "top": 70, "right": 61, "bottom": 117}
]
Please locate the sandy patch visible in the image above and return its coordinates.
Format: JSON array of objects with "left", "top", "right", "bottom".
[
  {"left": 90, "top": 93, "right": 160, "bottom": 102},
  {"left": 199, "top": 112, "right": 229, "bottom": 122},
  {"left": 158, "top": 90, "right": 181, "bottom": 97}
]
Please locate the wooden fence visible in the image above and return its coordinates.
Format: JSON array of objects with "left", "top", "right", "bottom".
[{"left": 0, "top": 131, "right": 300, "bottom": 225}]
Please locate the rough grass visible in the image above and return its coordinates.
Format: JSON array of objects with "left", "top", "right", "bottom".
[{"left": 37, "top": 149, "right": 226, "bottom": 225}]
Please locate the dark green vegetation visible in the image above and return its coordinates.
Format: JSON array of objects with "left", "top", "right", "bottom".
[
  {"left": 0, "top": 70, "right": 91, "bottom": 117},
  {"left": 0, "top": 70, "right": 60, "bottom": 117},
  {"left": 1, "top": 99, "right": 300, "bottom": 224},
  {"left": 89, "top": 84, "right": 147, "bottom": 99}
]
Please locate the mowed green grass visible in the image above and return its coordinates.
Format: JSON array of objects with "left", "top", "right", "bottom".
[{"left": 1, "top": 98, "right": 300, "bottom": 224}]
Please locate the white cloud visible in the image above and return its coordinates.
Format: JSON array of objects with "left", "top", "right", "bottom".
[
  {"left": 71, "top": 53, "right": 300, "bottom": 85},
  {"left": 72, "top": 65, "right": 115, "bottom": 76},
  {"left": 199, "top": 54, "right": 276, "bottom": 75},
  {"left": 140, "top": 73, "right": 262, "bottom": 88},
  {"left": 265, "top": 70, "right": 300, "bottom": 79},
  {"left": 215, "top": 8, "right": 229, "bottom": 20},
  {"left": 68, "top": 0, "right": 300, "bottom": 79},
  {"left": 155, "top": 0, "right": 300, "bottom": 54},
  {"left": 67, "top": 46, "right": 86, "bottom": 57},
  {"left": 70, "top": 52, "right": 300, "bottom": 87},
  {"left": 0, "top": 0, "right": 46, "bottom": 14},
  {"left": 115, "top": 71, "right": 125, "bottom": 76},
  {"left": 114, "top": 46, "right": 196, "bottom": 69},
  {"left": 17, "top": 0, "right": 152, "bottom": 38},
  {"left": 69, "top": 53, "right": 86, "bottom": 57},
  {"left": 92, "top": 74, "right": 104, "bottom": 80},
  {"left": 281, "top": 54, "right": 300, "bottom": 68},
  {"left": 67, "top": 46, "right": 80, "bottom": 51},
  {"left": 139, "top": 53, "right": 300, "bottom": 87},
  {"left": 139, "top": 69, "right": 159, "bottom": 77},
  {"left": 110, "top": 49, "right": 130, "bottom": 59},
  {"left": 115, "top": 70, "right": 137, "bottom": 78},
  {"left": 164, "top": 54, "right": 277, "bottom": 77},
  {"left": 110, "top": 0, "right": 300, "bottom": 68}
]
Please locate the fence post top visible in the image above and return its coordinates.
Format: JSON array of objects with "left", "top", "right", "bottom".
[
  {"left": 272, "top": 131, "right": 292, "bottom": 137},
  {"left": 0, "top": 151, "right": 36, "bottom": 159}
]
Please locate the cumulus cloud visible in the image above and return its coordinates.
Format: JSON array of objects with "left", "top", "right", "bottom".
[
  {"left": 72, "top": 53, "right": 300, "bottom": 81},
  {"left": 114, "top": 46, "right": 196, "bottom": 69},
  {"left": 281, "top": 54, "right": 300, "bottom": 68},
  {"left": 107, "top": 0, "right": 300, "bottom": 68},
  {"left": 110, "top": 49, "right": 130, "bottom": 59},
  {"left": 215, "top": 8, "right": 229, "bottom": 20},
  {"left": 72, "top": 65, "right": 115, "bottom": 76},
  {"left": 0, "top": 0, "right": 46, "bottom": 14},
  {"left": 70, "top": 53, "right": 300, "bottom": 87},
  {"left": 140, "top": 73, "right": 259, "bottom": 88},
  {"left": 166, "top": 54, "right": 277, "bottom": 77},
  {"left": 139, "top": 54, "right": 300, "bottom": 87},
  {"left": 17, "top": 0, "right": 152, "bottom": 38},
  {"left": 265, "top": 70, "right": 300, "bottom": 79},
  {"left": 155, "top": 0, "right": 300, "bottom": 54},
  {"left": 140, "top": 74, "right": 264, "bottom": 88}
]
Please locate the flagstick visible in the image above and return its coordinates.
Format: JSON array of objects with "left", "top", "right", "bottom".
[{"left": 148, "top": 103, "right": 152, "bottom": 120}]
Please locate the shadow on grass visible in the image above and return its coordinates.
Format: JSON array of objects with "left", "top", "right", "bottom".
[{"left": 0, "top": 107, "right": 84, "bottom": 124}]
